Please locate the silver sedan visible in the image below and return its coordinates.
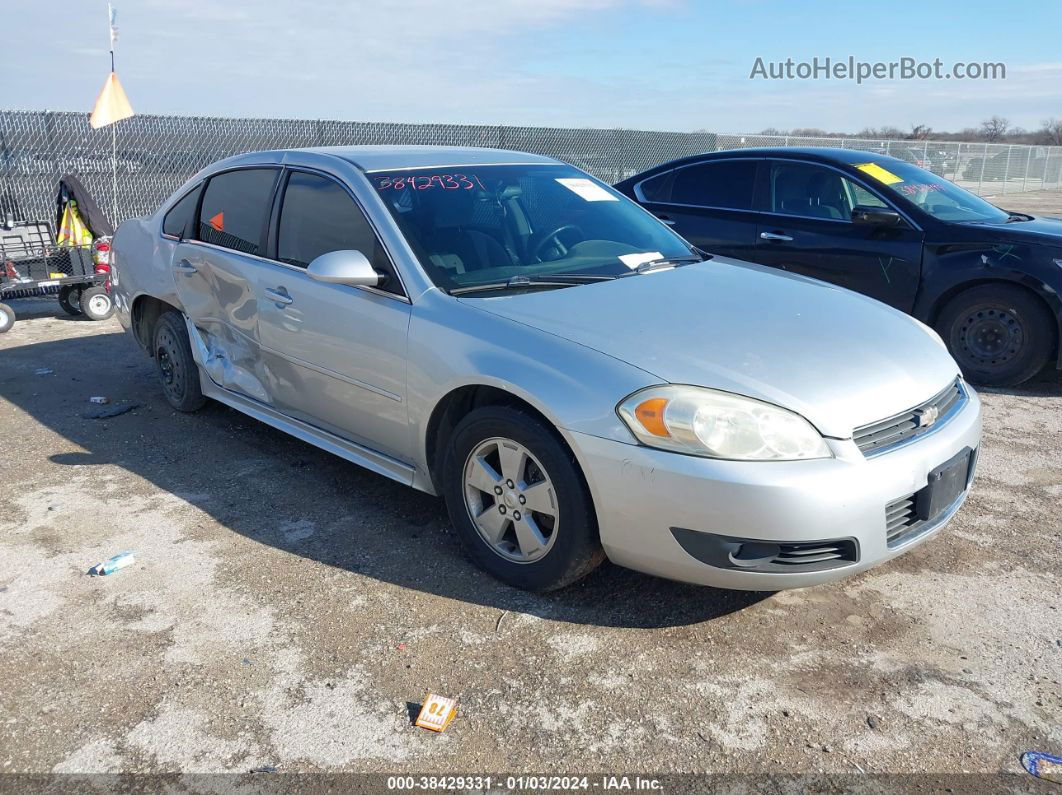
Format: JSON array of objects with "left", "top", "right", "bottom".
[{"left": 112, "top": 146, "right": 981, "bottom": 591}]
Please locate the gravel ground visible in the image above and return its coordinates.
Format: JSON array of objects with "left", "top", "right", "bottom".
[{"left": 0, "top": 298, "right": 1060, "bottom": 787}]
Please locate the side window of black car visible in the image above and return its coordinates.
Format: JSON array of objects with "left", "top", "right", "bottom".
[{"left": 668, "top": 160, "right": 756, "bottom": 210}]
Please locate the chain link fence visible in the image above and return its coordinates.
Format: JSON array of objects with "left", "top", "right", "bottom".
[{"left": 2, "top": 110, "right": 1060, "bottom": 229}]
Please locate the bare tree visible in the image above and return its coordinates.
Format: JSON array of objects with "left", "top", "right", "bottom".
[
  {"left": 1040, "top": 118, "right": 1062, "bottom": 146},
  {"left": 980, "top": 116, "right": 1009, "bottom": 142},
  {"left": 907, "top": 124, "right": 932, "bottom": 140},
  {"left": 856, "top": 126, "right": 905, "bottom": 140}
]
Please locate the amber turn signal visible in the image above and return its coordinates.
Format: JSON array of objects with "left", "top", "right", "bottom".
[{"left": 634, "top": 397, "right": 671, "bottom": 438}]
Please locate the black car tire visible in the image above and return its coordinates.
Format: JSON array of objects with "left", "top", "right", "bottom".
[
  {"left": 58, "top": 286, "right": 82, "bottom": 316},
  {"left": 78, "top": 286, "right": 115, "bottom": 321},
  {"left": 937, "top": 284, "right": 1054, "bottom": 387},
  {"left": 443, "top": 405, "right": 604, "bottom": 591},
  {"left": 0, "top": 302, "right": 14, "bottom": 334},
  {"left": 153, "top": 311, "right": 206, "bottom": 412}
]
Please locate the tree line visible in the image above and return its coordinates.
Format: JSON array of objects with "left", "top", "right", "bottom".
[{"left": 758, "top": 117, "right": 1062, "bottom": 146}]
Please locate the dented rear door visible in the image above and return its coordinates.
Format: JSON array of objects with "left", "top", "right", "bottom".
[{"left": 172, "top": 167, "right": 281, "bottom": 404}]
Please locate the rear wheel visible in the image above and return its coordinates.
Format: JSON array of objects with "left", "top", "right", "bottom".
[
  {"left": 0, "top": 302, "right": 14, "bottom": 334},
  {"left": 79, "top": 286, "right": 114, "bottom": 321},
  {"left": 937, "top": 284, "right": 1054, "bottom": 387},
  {"left": 443, "top": 405, "right": 604, "bottom": 591},
  {"left": 153, "top": 312, "right": 206, "bottom": 412},
  {"left": 58, "top": 286, "right": 82, "bottom": 316}
]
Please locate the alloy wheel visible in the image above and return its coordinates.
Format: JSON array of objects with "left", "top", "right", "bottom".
[{"left": 463, "top": 437, "right": 559, "bottom": 563}]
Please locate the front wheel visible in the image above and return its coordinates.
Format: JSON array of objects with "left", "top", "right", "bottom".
[
  {"left": 443, "top": 405, "right": 604, "bottom": 591},
  {"left": 79, "top": 286, "right": 114, "bottom": 321},
  {"left": 936, "top": 284, "right": 1054, "bottom": 387}
]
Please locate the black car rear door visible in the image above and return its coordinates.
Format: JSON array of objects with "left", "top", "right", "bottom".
[
  {"left": 753, "top": 159, "right": 924, "bottom": 311},
  {"left": 632, "top": 158, "right": 761, "bottom": 260}
]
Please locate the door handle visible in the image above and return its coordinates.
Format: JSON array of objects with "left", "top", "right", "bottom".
[
  {"left": 264, "top": 287, "right": 293, "bottom": 306},
  {"left": 760, "top": 232, "right": 794, "bottom": 242},
  {"left": 655, "top": 214, "right": 676, "bottom": 225},
  {"left": 174, "top": 259, "right": 197, "bottom": 274}
]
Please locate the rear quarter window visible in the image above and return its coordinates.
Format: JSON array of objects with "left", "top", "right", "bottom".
[
  {"left": 161, "top": 185, "right": 201, "bottom": 238},
  {"left": 196, "top": 169, "right": 277, "bottom": 255}
]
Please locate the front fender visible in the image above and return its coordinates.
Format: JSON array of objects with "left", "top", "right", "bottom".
[
  {"left": 916, "top": 242, "right": 1062, "bottom": 365},
  {"left": 405, "top": 290, "right": 659, "bottom": 490}
]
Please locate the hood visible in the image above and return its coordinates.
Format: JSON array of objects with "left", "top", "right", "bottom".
[
  {"left": 968, "top": 215, "right": 1062, "bottom": 248},
  {"left": 460, "top": 259, "right": 960, "bottom": 438}
]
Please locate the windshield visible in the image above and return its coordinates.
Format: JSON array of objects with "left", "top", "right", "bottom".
[
  {"left": 855, "top": 160, "right": 1010, "bottom": 224},
  {"left": 369, "top": 164, "right": 696, "bottom": 292}
]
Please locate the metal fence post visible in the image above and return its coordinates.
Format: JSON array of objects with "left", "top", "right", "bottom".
[
  {"left": 1001, "top": 145, "right": 1012, "bottom": 194},
  {"left": 1022, "top": 146, "right": 1033, "bottom": 192},
  {"left": 978, "top": 143, "right": 988, "bottom": 196}
]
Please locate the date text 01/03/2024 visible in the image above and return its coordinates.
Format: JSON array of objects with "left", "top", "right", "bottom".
[{"left": 386, "top": 775, "right": 664, "bottom": 790}]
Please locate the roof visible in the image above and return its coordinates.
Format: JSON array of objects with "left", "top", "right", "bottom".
[{"left": 300, "top": 145, "right": 561, "bottom": 171}]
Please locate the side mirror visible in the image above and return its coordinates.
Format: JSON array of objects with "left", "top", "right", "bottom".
[
  {"left": 851, "top": 206, "right": 903, "bottom": 227},
  {"left": 306, "top": 249, "right": 381, "bottom": 287}
]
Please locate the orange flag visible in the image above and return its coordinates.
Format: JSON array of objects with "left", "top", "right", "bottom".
[{"left": 89, "top": 72, "right": 134, "bottom": 129}]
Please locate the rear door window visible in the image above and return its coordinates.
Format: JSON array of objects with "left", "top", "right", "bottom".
[
  {"left": 668, "top": 160, "right": 757, "bottom": 210},
  {"left": 275, "top": 171, "right": 402, "bottom": 295},
  {"left": 196, "top": 169, "right": 277, "bottom": 255}
]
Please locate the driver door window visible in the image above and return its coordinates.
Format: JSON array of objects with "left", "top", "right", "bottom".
[
  {"left": 275, "top": 171, "right": 402, "bottom": 295},
  {"left": 767, "top": 162, "right": 865, "bottom": 221}
]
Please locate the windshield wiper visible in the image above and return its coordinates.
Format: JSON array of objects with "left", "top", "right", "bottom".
[{"left": 449, "top": 273, "right": 614, "bottom": 296}]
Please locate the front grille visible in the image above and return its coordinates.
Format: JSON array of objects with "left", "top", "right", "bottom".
[
  {"left": 885, "top": 494, "right": 927, "bottom": 547},
  {"left": 854, "top": 379, "right": 965, "bottom": 456}
]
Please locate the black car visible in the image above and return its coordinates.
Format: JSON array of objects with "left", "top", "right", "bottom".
[{"left": 616, "top": 148, "right": 1062, "bottom": 386}]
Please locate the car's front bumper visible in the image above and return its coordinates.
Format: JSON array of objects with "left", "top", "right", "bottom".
[{"left": 567, "top": 385, "right": 982, "bottom": 590}]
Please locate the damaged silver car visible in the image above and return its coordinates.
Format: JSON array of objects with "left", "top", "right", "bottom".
[{"left": 112, "top": 146, "right": 981, "bottom": 592}]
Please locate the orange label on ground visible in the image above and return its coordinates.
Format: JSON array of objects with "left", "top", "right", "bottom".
[{"left": 415, "top": 694, "right": 457, "bottom": 732}]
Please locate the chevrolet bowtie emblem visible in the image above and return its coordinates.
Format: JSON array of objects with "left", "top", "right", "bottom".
[{"left": 914, "top": 405, "right": 940, "bottom": 428}]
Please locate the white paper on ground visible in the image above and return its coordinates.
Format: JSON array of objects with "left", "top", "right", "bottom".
[
  {"left": 618, "top": 251, "right": 664, "bottom": 269},
  {"left": 555, "top": 178, "right": 619, "bottom": 202}
]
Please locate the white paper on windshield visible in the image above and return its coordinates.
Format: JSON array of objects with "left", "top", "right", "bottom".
[
  {"left": 618, "top": 251, "right": 664, "bottom": 269},
  {"left": 555, "top": 178, "right": 619, "bottom": 202}
]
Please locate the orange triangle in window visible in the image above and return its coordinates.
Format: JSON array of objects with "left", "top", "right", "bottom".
[{"left": 208, "top": 211, "right": 224, "bottom": 232}]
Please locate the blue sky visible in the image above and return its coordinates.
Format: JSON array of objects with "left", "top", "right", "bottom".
[{"left": 5, "top": 0, "right": 1061, "bottom": 133}]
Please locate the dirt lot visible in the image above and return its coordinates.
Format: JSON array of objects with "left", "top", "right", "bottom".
[{"left": 1, "top": 298, "right": 1060, "bottom": 786}]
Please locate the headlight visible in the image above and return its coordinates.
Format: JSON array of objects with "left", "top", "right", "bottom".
[{"left": 617, "top": 385, "right": 831, "bottom": 461}]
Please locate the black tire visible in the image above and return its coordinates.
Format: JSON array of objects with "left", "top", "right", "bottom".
[
  {"left": 442, "top": 405, "right": 604, "bottom": 591},
  {"left": 936, "top": 284, "right": 1055, "bottom": 387},
  {"left": 78, "top": 286, "right": 115, "bottom": 321},
  {"left": 0, "top": 302, "right": 14, "bottom": 334},
  {"left": 58, "top": 286, "right": 82, "bottom": 316},
  {"left": 153, "top": 311, "right": 206, "bottom": 412}
]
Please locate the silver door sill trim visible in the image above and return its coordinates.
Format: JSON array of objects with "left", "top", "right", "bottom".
[{"left": 200, "top": 378, "right": 415, "bottom": 487}]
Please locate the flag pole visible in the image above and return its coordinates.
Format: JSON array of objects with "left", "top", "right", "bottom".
[{"left": 108, "top": 3, "right": 117, "bottom": 224}]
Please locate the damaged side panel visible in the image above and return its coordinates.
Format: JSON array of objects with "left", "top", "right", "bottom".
[{"left": 172, "top": 240, "right": 273, "bottom": 405}]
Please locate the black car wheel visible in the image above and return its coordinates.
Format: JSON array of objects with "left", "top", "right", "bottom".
[
  {"left": 443, "top": 405, "right": 604, "bottom": 591},
  {"left": 937, "top": 284, "right": 1054, "bottom": 387},
  {"left": 153, "top": 312, "right": 206, "bottom": 412},
  {"left": 58, "top": 286, "right": 82, "bottom": 316}
]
